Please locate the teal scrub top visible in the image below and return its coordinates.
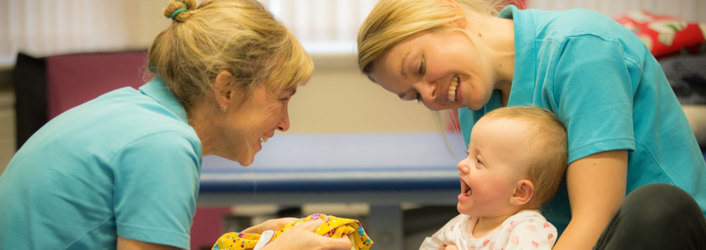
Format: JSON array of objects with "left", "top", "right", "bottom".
[
  {"left": 0, "top": 77, "right": 202, "bottom": 249},
  {"left": 458, "top": 5, "right": 706, "bottom": 234}
]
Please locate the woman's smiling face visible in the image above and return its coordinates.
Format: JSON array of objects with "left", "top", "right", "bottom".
[
  {"left": 370, "top": 29, "right": 497, "bottom": 111},
  {"left": 219, "top": 84, "right": 295, "bottom": 166}
]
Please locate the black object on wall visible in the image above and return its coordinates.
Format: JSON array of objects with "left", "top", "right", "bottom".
[{"left": 12, "top": 53, "right": 47, "bottom": 149}]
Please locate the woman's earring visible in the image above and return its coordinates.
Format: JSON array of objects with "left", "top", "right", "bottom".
[{"left": 221, "top": 106, "right": 227, "bottom": 113}]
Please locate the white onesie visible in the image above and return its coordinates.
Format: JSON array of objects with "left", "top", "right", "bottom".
[{"left": 420, "top": 210, "right": 557, "bottom": 250}]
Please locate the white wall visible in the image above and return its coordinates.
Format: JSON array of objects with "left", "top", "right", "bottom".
[{"left": 289, "top": 55, "right": 440, "bottom": 134}]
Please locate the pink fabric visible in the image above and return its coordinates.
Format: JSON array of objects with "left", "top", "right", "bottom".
[
  {"left": 45, "top": 51, "right": 149, "bottom": 118},
  {"left": 191, "top": 207, "right": 233, "bottom": 250}
]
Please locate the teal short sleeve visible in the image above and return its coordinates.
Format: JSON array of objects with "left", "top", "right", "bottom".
[
  {"left": 552, "top": 36, "right": 636, "bottom": 162},
  {"left": 114, "top": 132, "right": 201, "bottom": 249}
]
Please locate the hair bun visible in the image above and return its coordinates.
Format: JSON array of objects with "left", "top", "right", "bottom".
[{"left": 164, "top": 0, "right": 196, "bottom": 22}]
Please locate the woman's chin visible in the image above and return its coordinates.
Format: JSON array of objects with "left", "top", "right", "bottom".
[
  {"left": 466, "top": 103, "right": 484, "bottom": 111},
  {"left": 231, "top": 153, "right": 255, "bottom": 166},
  {"left": 232, "top": 142, "right": 262, "bottom": 166},
  {"left": 238, "top": 159, "right": 254, "bottom": 166}
]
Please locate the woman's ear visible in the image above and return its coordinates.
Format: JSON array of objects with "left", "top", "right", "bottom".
[
  {"left": 442, "top": 0, "right": 467, "bottom": 29},
  {"left": 509, "top": 179, "right": 534, "bottom": 206},
  {"left": 214, "top": 71, "right": 234, "bottom": 112}
]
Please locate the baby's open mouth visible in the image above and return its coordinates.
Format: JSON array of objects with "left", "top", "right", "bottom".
[{"left": 460, "top": 178, "right": 471, "bottom": 196}]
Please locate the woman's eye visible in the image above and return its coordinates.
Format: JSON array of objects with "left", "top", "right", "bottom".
[
  {"left": 417, "top": 58, "right": 426, "bottom": 75},
  {"left": 278, "top": 89, "right": 296, "bottom": 102}
]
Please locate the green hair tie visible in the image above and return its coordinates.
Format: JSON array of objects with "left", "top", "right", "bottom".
[{"left": 170, "top": 2, "right": 188, "bottom": 20}]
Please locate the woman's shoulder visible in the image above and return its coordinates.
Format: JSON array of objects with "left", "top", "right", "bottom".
[
  {"left": 59, "top": 88, "right": 200, "bottom": 151},
  {"left": 523, "top": 8, "right": 627, "bottom": 42}
]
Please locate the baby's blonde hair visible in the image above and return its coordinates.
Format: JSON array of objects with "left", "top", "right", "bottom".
[
  {"left": 149, "top": 0, "right": 313, "bottom": 110},
  {"left": 357, "top": 0, "right": 522, "bottom": 81},
  {"left": 482, "top": 106, "right": 568, "bottom": 209}
]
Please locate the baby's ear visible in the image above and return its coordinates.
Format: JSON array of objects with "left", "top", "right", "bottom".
[{"left": 509, "top": 180, "right": 534, "bottom": 206}]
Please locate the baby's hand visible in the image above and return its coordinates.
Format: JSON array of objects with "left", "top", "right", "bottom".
[{"left": 443, "top": 244, "right": 459, "bottom": 250}]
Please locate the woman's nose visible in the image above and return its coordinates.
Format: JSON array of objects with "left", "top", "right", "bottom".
[
  {"left": 277, "top": 107, "right": 290, "bottom": 131},
  {"left": 416, "top": 80, "right": 445, "bottom": 110},
  {"left": 417, "top": 80, "right": 438, "bottom": 102}
]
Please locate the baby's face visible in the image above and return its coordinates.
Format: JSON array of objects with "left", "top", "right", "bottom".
[{"left": 456, "top": 117, "right": 532, "bottom": 217}]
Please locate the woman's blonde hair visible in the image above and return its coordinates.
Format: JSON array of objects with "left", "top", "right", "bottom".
[
  {"left": 483, "top": 106, "right": 568, "bottom": 209},
  {"left": 149, "top": 0, "right": 313, "bottom": 110},
  {"left": 357, "top": 0, "right": 513, "bottom": 79}
]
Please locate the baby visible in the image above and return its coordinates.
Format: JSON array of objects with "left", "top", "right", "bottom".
[{"left": 421, "top": 106, "right": 568, "bottom": 250}]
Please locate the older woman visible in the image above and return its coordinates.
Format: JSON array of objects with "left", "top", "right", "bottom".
[{"left": 0, "top": 0, "right": 350, "bottom": 249}]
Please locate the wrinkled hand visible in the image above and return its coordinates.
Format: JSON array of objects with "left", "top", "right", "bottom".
[
  {"left": 263, "top": 220, "right": 352, "bottom": 250},
  {"left": 241, "top": 217, "right": 297, "bottom": 234}
]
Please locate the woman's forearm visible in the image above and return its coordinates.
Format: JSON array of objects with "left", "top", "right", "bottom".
[{"left": 553, "top": 150, "right": 628, "bottom": 249}]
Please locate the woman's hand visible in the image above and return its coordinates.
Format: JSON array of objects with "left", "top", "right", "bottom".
[
  {"left": 241, "top": 217, "right": 297, "bottom": 234},
  {"left": 263, "top": 219, "right": 352, "bottom": 250}
]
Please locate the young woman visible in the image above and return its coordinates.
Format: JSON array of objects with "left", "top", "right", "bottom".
[{"left": 357, "top": 0, "right": 706, "bottom": 249}]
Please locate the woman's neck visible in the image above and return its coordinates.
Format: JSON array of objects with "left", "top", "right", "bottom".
[
  {"left": 465, "top": 13, "right": 515, "bottom": 106},
  {"left": 187, "top": 101, "right": 218, "bottom": 156}
]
